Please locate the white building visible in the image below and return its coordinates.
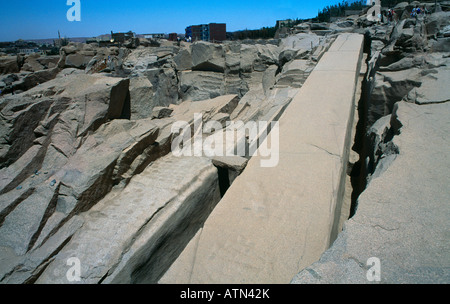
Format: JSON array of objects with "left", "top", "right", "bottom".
[{"left": 18, "top": 49, "right": 44, "bottom": 55}]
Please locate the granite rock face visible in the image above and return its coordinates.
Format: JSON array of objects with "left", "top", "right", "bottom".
[
  {"left": 292, "top": 101, "right": 450, "bottom": 284},
  {"left": 0, "top": 31, "right": 326, "bottom": 283},
  {"left": 292, "top": 5, "right": 450, "bottom": 284}
]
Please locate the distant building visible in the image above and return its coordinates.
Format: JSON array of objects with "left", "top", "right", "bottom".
[
  {"left": 185, "top": 23, "right": 226, "bottom": 43},
  {"left": 111, "top": 31, "right": 135, "bottom": 43},
  {"left": 168, "top": 33, "right": 178, "bottom": 41},
  {"left": 277, "top": 19, "right": 293, "bottom": 28},
  {"left": 18, "top": 48, "right": 44, "bottom": 55},
  {"left": 209, "top": 23, "right": 226, "bottom": 42},
  {"left": 143, "top": 33, "right": 165, "bottom": 39}
]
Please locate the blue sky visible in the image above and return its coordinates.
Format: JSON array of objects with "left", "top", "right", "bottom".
[{"left": 0, "top": 0, "right": 348, "bottom": 41}]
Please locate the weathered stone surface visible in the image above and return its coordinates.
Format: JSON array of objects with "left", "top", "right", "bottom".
[
  {"left": 191, "top": 41, "right": 225, "bottom": 72},
  {"left": 65, "top": 53, "right": 93, "bottom": 69},
  {"left": 150, "top": 67, "right": 179, "bottom": 107},
  {"left": 0, "top": 145, "right": 45, "bottom": 194},
  {"left": 51, "top": 119, "right": 159, "bottom": 209},
  {"left": 123, "top": 48, "right": 158, "bottom": 76},
  {"left": 280, "top": 33, "right": 320, "bottom": 52},
  {"left": 275, "top": 59, "right": 315, "bottom": 88},
  {"left": 179, "top": 70, "right": 224, "bottom": 101},
  {"left": 21, "top": 54, "right": 44, "bottom": 73},
  {"left": 430, "top": 37, "right": 450, "bottom": 52},
  {"left": 239, "top": 44, "right": 259, "bottom": 72},
  {"left": 0, "top": 185, "right": 59, "bottom": 255},
  {"left": 129, "top": 76, "right": 154, "bottom": 120},
  {"left": 171, "top": 94, "right": 240, "bottom": 123},
  {"left": 173, "top": 48, "right": 192, "bottom": 71},
  {"left": 0, "top": 56, "right": 20, "bottom": 75},
  {"left": 36, "top": 55, "right": 60, "bottom": 70},
  {"left": 160, "top": 33, "right": 364, "bottom": 284},
  {"left": 0, "top": 72, "right": 136, "bottom": 270},
  {"left": 10, "top": 67, "right": 61, "bottom": 93},
  {"left": 425, "top": 11, "right": 450, "bottom": 37},
  {"left": 151, "top": 106, "right": 173, "bottom": 119},
  {"left": 26, "top": 73, "right": 130, "bottom": 121},
  {"left": 292, "top": 101, "right": 450, "bottom": 284},
  {"left": 368, "top": 68, "right": 422, "bottom": 126},
  {"left": 0, "top": 96, "right": 56, "bottom": 170},
  {"left": 1, "top": 9, "right": 448, "bottom": 286},
  {"left": 0, "top": 214, "right": 84, "bottom": 284},
  {"left": 278, "top": 49, "right": 300, "bottom": 66},
  {"left": 406, "top": 67, "right": 450, "bottom": 104},
  {"left": 36, "top": 155, "right": 221, "bottom": 284},
  {"left": 211, "top": 156, "right": 248, "bottom": 172}
]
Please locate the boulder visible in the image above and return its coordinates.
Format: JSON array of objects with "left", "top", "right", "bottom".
[
  {"left": 441, "top": 25, "right": 450, "bottom": 37},
  {"left": 1, "top": 74, "right": 19, "bottom": 86},
  {"left": 425, "top": 11, "right": 450, "bottom": 38},
  {"left": 336, "top": 20, "right": 354, "bottom": 28},
  {"left": 256, "top": 44, "right": 280, "bottom": 65},
  {"left": 191, "top": 41, "right": 226, "bottom": 72},
  {"left": 429, "top": 37, "right": 450, "bottom": 52},
  {"left": 276, "top": 59, "right": 315, "bottom": 88},
  {"left": 21, "top": 54, "right": 44, "bottom": 72},
  {"left": 278, "top": 49, "right": 299, "bottom": 66},
  {"left": 145, "top": 67, "right": 179, "bottom": 107},
  {"left": 65, "top": 53, "right": 93, "bottom": 69},
  {"left": 0, "top": 56, "right": 20, "bottom": 75},
  {"left": 280, "top": 33, "right": 320, "bottom": 51},
  {"left": 179, "top": 71, "right": 224, "bottom": 101},
  {"left": 368, "top": 68, "right": 422, "bottom": 126},
  {"left": 122, "top": 48, "right": 158, "bottom": 76},
  {"left": 129, "top": 76, "right": 154, "bottom": 120},
  {"left": 173, "top": 48, "right": 192, "bottom": 71},
  {"left": 310, "top": 23, "right": 329, "bottom": 31},
  {"left": 60, "top": 44, "right": 79, "bottom": 55},
  {"left": 225, "top": 50, "right": 241, "bottom": 74},
  {"left": 239, "top": 44, "right": 258, "bottom": 73},
  {"left": 15, "top": 67, "right": 61, "bottom": 92},
  {"left": 0, "top": 73, "right": 130, "bottom": 174},
  {"left": 36, "top": 56, "right": 60, "bottom": 69},
  {"left": 151, "top": 106, "right": 173, "bottom": 119},
  {"left": 171, "top": 94, "right": 240, "bottom": 123}
]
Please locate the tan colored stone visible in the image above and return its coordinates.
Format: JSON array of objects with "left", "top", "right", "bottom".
[{"left": 160, "top": 33, "right": 364, "bottom": 284}]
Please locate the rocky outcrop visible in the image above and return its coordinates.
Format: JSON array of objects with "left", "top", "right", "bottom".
[
  {"left": 292, "top": 101, "right": 450, "bottom": 284},
  {"left": 129, "top": 76, "right": 154, "bottom": 120},
  {"left": 1, "top": 3, "right": 448, "bottom": 285},
  {"left": 1, "top": 39, "right": 297, "bottom": 284},
  {"left": 191, "top": 42, "right": 226, "bottom": 72},
  {"left": 292, "top": 5, "right": 450, "bottom": 284},
  {"left": 363, "top": 9, "right": 450, "bottom": 126},
  {"left": 0, "top": 88, "right": 241, "bottom": 283},
  {"left": 0, "top": 56, "right": 20, "bottom": 75},
  {"left": 36, "top": 155, "right": 221, "bottom": 284},
  {"left": 0, "top": 74, "right": 134, "bottom": 267}
]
